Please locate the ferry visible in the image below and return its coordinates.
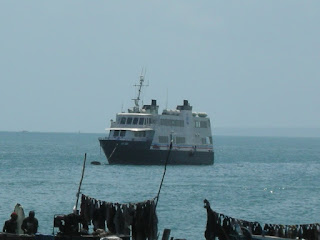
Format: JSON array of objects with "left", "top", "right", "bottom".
[{"left": 98, "top": 74, "right": 214, "bottom": 165}]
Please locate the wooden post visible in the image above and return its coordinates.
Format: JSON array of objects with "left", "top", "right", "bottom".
[
  {"left": 74, "top": 153, "right": 87, "bottom": 212},
  {"left": 162, "top": 229, "right": 171, "bottom": 240}
]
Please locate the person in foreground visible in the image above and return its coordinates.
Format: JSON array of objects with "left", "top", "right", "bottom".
[
  {"left": 2, "top": 212, "right": 18, "bottom": 234},
  {"left": 21, "top": 211, "right": 38, "bottom": 235}
]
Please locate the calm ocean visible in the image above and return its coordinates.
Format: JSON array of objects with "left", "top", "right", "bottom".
[{"left": 1, "top": 132, "right": 320, "bottom": 239}]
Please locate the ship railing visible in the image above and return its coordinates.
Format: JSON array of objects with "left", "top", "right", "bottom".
[
  {"left": 98, "top": 137, "right": 109, "bottom": 140},
  {"left": 99, "top": 136, "right": 151, "bottom": 142}
]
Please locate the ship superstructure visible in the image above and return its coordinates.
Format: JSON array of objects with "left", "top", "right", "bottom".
[{"left": 99, "top": 75, "right": 214, "bottom": 165}]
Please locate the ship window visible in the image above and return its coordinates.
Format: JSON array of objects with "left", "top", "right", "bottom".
[
  {"left": 176, "top": 137, "right": 185, "bottom": 144},
  {"left": 134, "top": 131, "right": 146, "bottom": 137},
  {"left": 126, "top": 117, "right": 133, "bottom": 124},
  {"left": 133, "top": 118, "right": 138, "bottom": 125},
  {"left": 120, "top": 117, "right": 126, "bottom": 124},
  {"left": 200, "top": 121, "right": 208, "bottom": 128},
  {"left": 195, "top": 121, "right": 201, "bottom": 128},
  {"left": 120, "top": 130, "right": 126, "bottom": 137},
  {"left": 113, "top": 130, "right": 120, "bottom": 137},
  {"left": 139, "top": 118, "right": 144, "bottom": 125},
  {"left": 201, "top": 137, "right": 212, "bottom": 144},
  {"left": 159, "top": 136, "right": 169, "bottom": 143}
]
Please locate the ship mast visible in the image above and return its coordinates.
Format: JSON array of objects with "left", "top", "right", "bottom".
[{"left": 132, "top": 71, "right": 147, "bottom": 113}]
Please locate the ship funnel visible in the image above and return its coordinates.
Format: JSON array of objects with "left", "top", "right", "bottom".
[{"left": 176, "top": 100, "right": 192, "bottom": 111}]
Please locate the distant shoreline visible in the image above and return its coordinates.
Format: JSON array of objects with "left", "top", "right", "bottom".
[{"left": 1, "top": 128, "right": 320, "bottom": 138}]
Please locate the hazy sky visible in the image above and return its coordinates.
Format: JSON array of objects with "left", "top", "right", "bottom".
[{"left": 1, "top": 1, "right": 319, "bottom": 133}]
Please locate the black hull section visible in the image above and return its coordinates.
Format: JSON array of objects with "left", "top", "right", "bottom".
[{"left": 99, "top": 139, "right": 214, "bottom": 165}]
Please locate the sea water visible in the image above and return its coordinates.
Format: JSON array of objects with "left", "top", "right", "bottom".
[{"left": 1, "top": 132, "right": 320, "bottom": 239}]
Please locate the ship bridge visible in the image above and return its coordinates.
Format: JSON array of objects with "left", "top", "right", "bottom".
[{"left": 104, "top": 127, "right": 155, "bottom": 141}]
